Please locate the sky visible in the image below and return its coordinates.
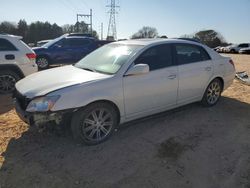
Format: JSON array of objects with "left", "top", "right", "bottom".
[{"left": 0, "top": 0, "right": 250, "bottom": 43}]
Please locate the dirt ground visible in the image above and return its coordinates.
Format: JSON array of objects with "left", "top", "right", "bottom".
[{"left": 0, "top": 54, "right": 250, "bottom": 188}]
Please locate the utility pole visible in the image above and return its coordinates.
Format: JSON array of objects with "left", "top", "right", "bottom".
[
  {"left": 101, "top": 23, "right": 103, "bottom": 40},
  {"left": 76, "top": 9, "right": 93, "bottom": 34},
  {"left": 106, "top": 0, "right": 119, "bottom": 40},
  {"left": 90, "top": 9, "right": 93, "bottom": 34},
  {"left": 76, "top": 14, "right": 79, "bottom": 32}
]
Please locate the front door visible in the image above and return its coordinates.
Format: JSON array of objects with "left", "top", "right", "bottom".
[{"left": 123, "top": 44, "right": 178, "bottom": 119}]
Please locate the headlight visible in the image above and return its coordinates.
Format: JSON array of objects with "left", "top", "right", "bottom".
[{"left": 26, "top": 95, "right": 60, "bottom": 112}]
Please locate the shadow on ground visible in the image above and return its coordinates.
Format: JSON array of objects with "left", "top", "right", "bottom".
[
  {"left": 0, "top": 97, "right": 250, "bottom": 188},
  {"left": 0, "top": 94, "right": 13, "bottom": 114}
]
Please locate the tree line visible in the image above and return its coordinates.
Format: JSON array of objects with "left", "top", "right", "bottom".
[
  {"left": 0, "top": 19, "right": 98, "bottom": 44},
  {"left": 131, "top": 26, "right": 229, "bottom": 48},
  {"left": 0, "top": 19, "right": 229, "bottom": 48}
]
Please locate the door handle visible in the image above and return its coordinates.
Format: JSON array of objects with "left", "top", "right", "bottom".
[
  {"left": 205, "top": 67, "right": 212, "bottom": 71},
  {"left": 168, "top": 75, "right": 177, "bottom": 80},
  {"left": 5, "top": 54, "right": 15, "bottom": 60}
]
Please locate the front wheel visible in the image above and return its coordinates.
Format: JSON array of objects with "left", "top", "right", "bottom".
[
  {"left": 201, "top": 79, "right": 223, "bottom": 107},
  {"left": 71, "top": 102, "right": 118, "bottom": 145}
]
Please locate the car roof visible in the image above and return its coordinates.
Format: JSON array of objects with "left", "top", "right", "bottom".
[
  {"left": 38, "top": 39, "right": 52, "bottom": 43},
  {"left": 115, "top": 38, "right": 202, "bottom": 46},
  {"left": 65, "top": 36, "right": 96, "bottom": 40},
  {"left": 0, "top": 33, "right": 23, "bottom": 39}
]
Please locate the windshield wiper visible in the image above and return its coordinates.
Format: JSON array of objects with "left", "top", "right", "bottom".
[{"left": 81, "top": 67, "right": 96, "bottom": 72}]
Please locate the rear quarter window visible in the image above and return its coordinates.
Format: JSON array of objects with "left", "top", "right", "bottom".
[{"left": 0, "top": 38, "right": 18, "bottom": 51}]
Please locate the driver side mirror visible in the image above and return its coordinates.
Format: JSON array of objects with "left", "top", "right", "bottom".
[{"left": 125, "top": 64, "right": 149, "bottom": 76}]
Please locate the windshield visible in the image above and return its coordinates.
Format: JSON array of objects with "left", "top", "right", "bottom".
[
  {"left": 75, "top": 43, "right": 143, "bottom": 75},
  {"left": 42, "top": 35, "right": 65, "bottom": 48}
]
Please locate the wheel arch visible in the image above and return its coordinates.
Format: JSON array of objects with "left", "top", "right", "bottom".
[
  {"left": 78, "top": 99, "right": 121, "bottom": 124},
  {"left": 0, "top": 64, "right": 25, "bottom": 78},
  {"left": 37, "top": 54, "right": 51, "bottom": 61},
  {"left": 213, "top": 77, "right": 224, "bottom": 91}
]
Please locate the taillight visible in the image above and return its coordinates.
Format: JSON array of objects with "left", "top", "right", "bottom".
[
  {"left": 229, "top": 59, "right": 235, "bottom": 68},
  {"left": 26, "top": 53, "right": 36, "bottom": 60}
]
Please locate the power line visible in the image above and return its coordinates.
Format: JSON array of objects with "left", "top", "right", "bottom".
[
  {"left": 62, "top": 0, "right": 79, "bottom": 13},
  {"left": 78, "top": 1, "right": 103, "bottom": 23},
  {"left": 60, "top": 0, "right": 76, "bottom": 14}
]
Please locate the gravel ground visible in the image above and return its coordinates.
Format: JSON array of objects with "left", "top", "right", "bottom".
[{"left": 0, "top": 54, "right": 250, "bottom": 188}]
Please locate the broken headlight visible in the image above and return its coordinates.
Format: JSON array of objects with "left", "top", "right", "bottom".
[{"left": 26, "top": 95, "right": 60, "bottom": 112}]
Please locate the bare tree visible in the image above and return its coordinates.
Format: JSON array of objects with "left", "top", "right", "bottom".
[{"left": 131, "top": 26, "right": 158, "bottom": 39}]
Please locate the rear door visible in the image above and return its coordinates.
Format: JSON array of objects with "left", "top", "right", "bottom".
[
  {"left": 174, "top": 43, "right": 213, "bottom": 104},
  {"left": 123, "top": 44, "right": 178, "bottom": 118},
  {"left": 0, "top": 38, "right": 18, "bottom": 65}
]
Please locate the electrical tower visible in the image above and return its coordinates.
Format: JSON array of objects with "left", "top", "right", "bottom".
[
  {"left": 76, "top": 9, "right": 92, "bottom": 34},
  {"left": 107, "top": 0, "right": 119, "bottom": 40}
]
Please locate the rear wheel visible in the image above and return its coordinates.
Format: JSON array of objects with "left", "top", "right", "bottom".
[
  {"left": 201, "top": 79, "right": 222, "bottom": 107},
  {"left": 36, "top": 56, "right": 49, "bottom": 69},
  {"left": 71, "top": 102, "right": 118, "bottom": 145},
  {"left": 0, "top": 70, "right": 20, "bottom": 94}
]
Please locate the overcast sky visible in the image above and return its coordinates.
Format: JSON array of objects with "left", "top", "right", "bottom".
[{"left": 1, "top": 0, "right": 250, "bottom": 43}]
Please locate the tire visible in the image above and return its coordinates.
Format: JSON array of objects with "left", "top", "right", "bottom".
[
  {"left": 0, "top": 70, "right": 20, "bottom": 94},
  {"left": 71, "top": 102, "right": 119, "bottom": 145},
  {"left": 201, "top": 79, "right": 223, "bottom": 107},
  {"left": 230, "top": 49, "right": 236, "bottom": 54},
  {"left": 36, "top": 56, "right": 49, "bottom": 70}
]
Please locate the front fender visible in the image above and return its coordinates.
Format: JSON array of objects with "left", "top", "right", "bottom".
[{"left": 49, "top": 77, "right": 125, "bottom": 119}]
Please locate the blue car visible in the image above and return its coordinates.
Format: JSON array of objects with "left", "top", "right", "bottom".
[{"left": 33, "top": 34, "right": 111, "bottom": 69}]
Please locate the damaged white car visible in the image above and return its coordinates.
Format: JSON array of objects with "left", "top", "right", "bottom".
[{"left": 14, "top": 39, "right": 235, "bottom": 145}]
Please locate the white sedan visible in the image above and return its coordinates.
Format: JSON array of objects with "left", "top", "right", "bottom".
[{"left": 15, "top": 39, "right": 235, "bottom": 145}]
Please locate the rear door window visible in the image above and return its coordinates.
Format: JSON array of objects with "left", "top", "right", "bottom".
[
  {"left": 0, "top": 39, "right": 17, "bottom": 51},
  {"left": 174, "top": 44, "right": 211, "bottom": 65},
  {"left": 63, "top": 38, "right": 92, "bottom": 47}
]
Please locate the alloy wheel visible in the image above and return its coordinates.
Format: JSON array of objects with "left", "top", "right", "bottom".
[
  {"left": 206, "top": 81, "right": 221, "bottom": 105},
  {"left": 37, "top": 57, "right": 49, "bottom": 69},
  {"left": 82, "top": 108, "right": 114, "bottom": 142}
]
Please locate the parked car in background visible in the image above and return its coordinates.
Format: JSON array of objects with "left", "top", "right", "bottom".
[
  {"left": 224, "top": 43, "right": 250, "bottom": 53},
  {"left": 0, "top": 34, "right": 37, "bottom": 94},
  {"left": 239, "top": 47, "right": 250, "bottom": 54},
  {"left": 37, "top": 39, "right": 52, "bottom": 47},
  {"left": 33, "top": 34, "right": 112, "bottom": 69},
  {"left": 213, "top": 46, "right": 221, "bottom": 52},
  {"left": 15, "top": 39, "right": 235, "bottom": 145}
]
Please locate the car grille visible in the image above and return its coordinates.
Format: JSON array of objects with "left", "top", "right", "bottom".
[{"left": 13, "top": 90, "right": 31, "bottom": 110}]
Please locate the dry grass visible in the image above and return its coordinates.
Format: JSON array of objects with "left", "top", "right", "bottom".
[{"left": 0, "top": 110, "right": 28, "bottom": 167}]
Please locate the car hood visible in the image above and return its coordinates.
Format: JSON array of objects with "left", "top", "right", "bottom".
[{"left": 16, "top": 65, "right": 112, "bottom": 98}]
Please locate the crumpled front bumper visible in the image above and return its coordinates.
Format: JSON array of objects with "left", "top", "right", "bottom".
[
  {"left": 15, "top": 100, "right": 70, "bottom": 127},
  {"left": 15, "top": 100, "right": 33, "bottom": 125}
]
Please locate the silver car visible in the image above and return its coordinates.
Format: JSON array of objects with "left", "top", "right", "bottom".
[{"left": 15, "top": 39, "right": 235, "bottom": 145}]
